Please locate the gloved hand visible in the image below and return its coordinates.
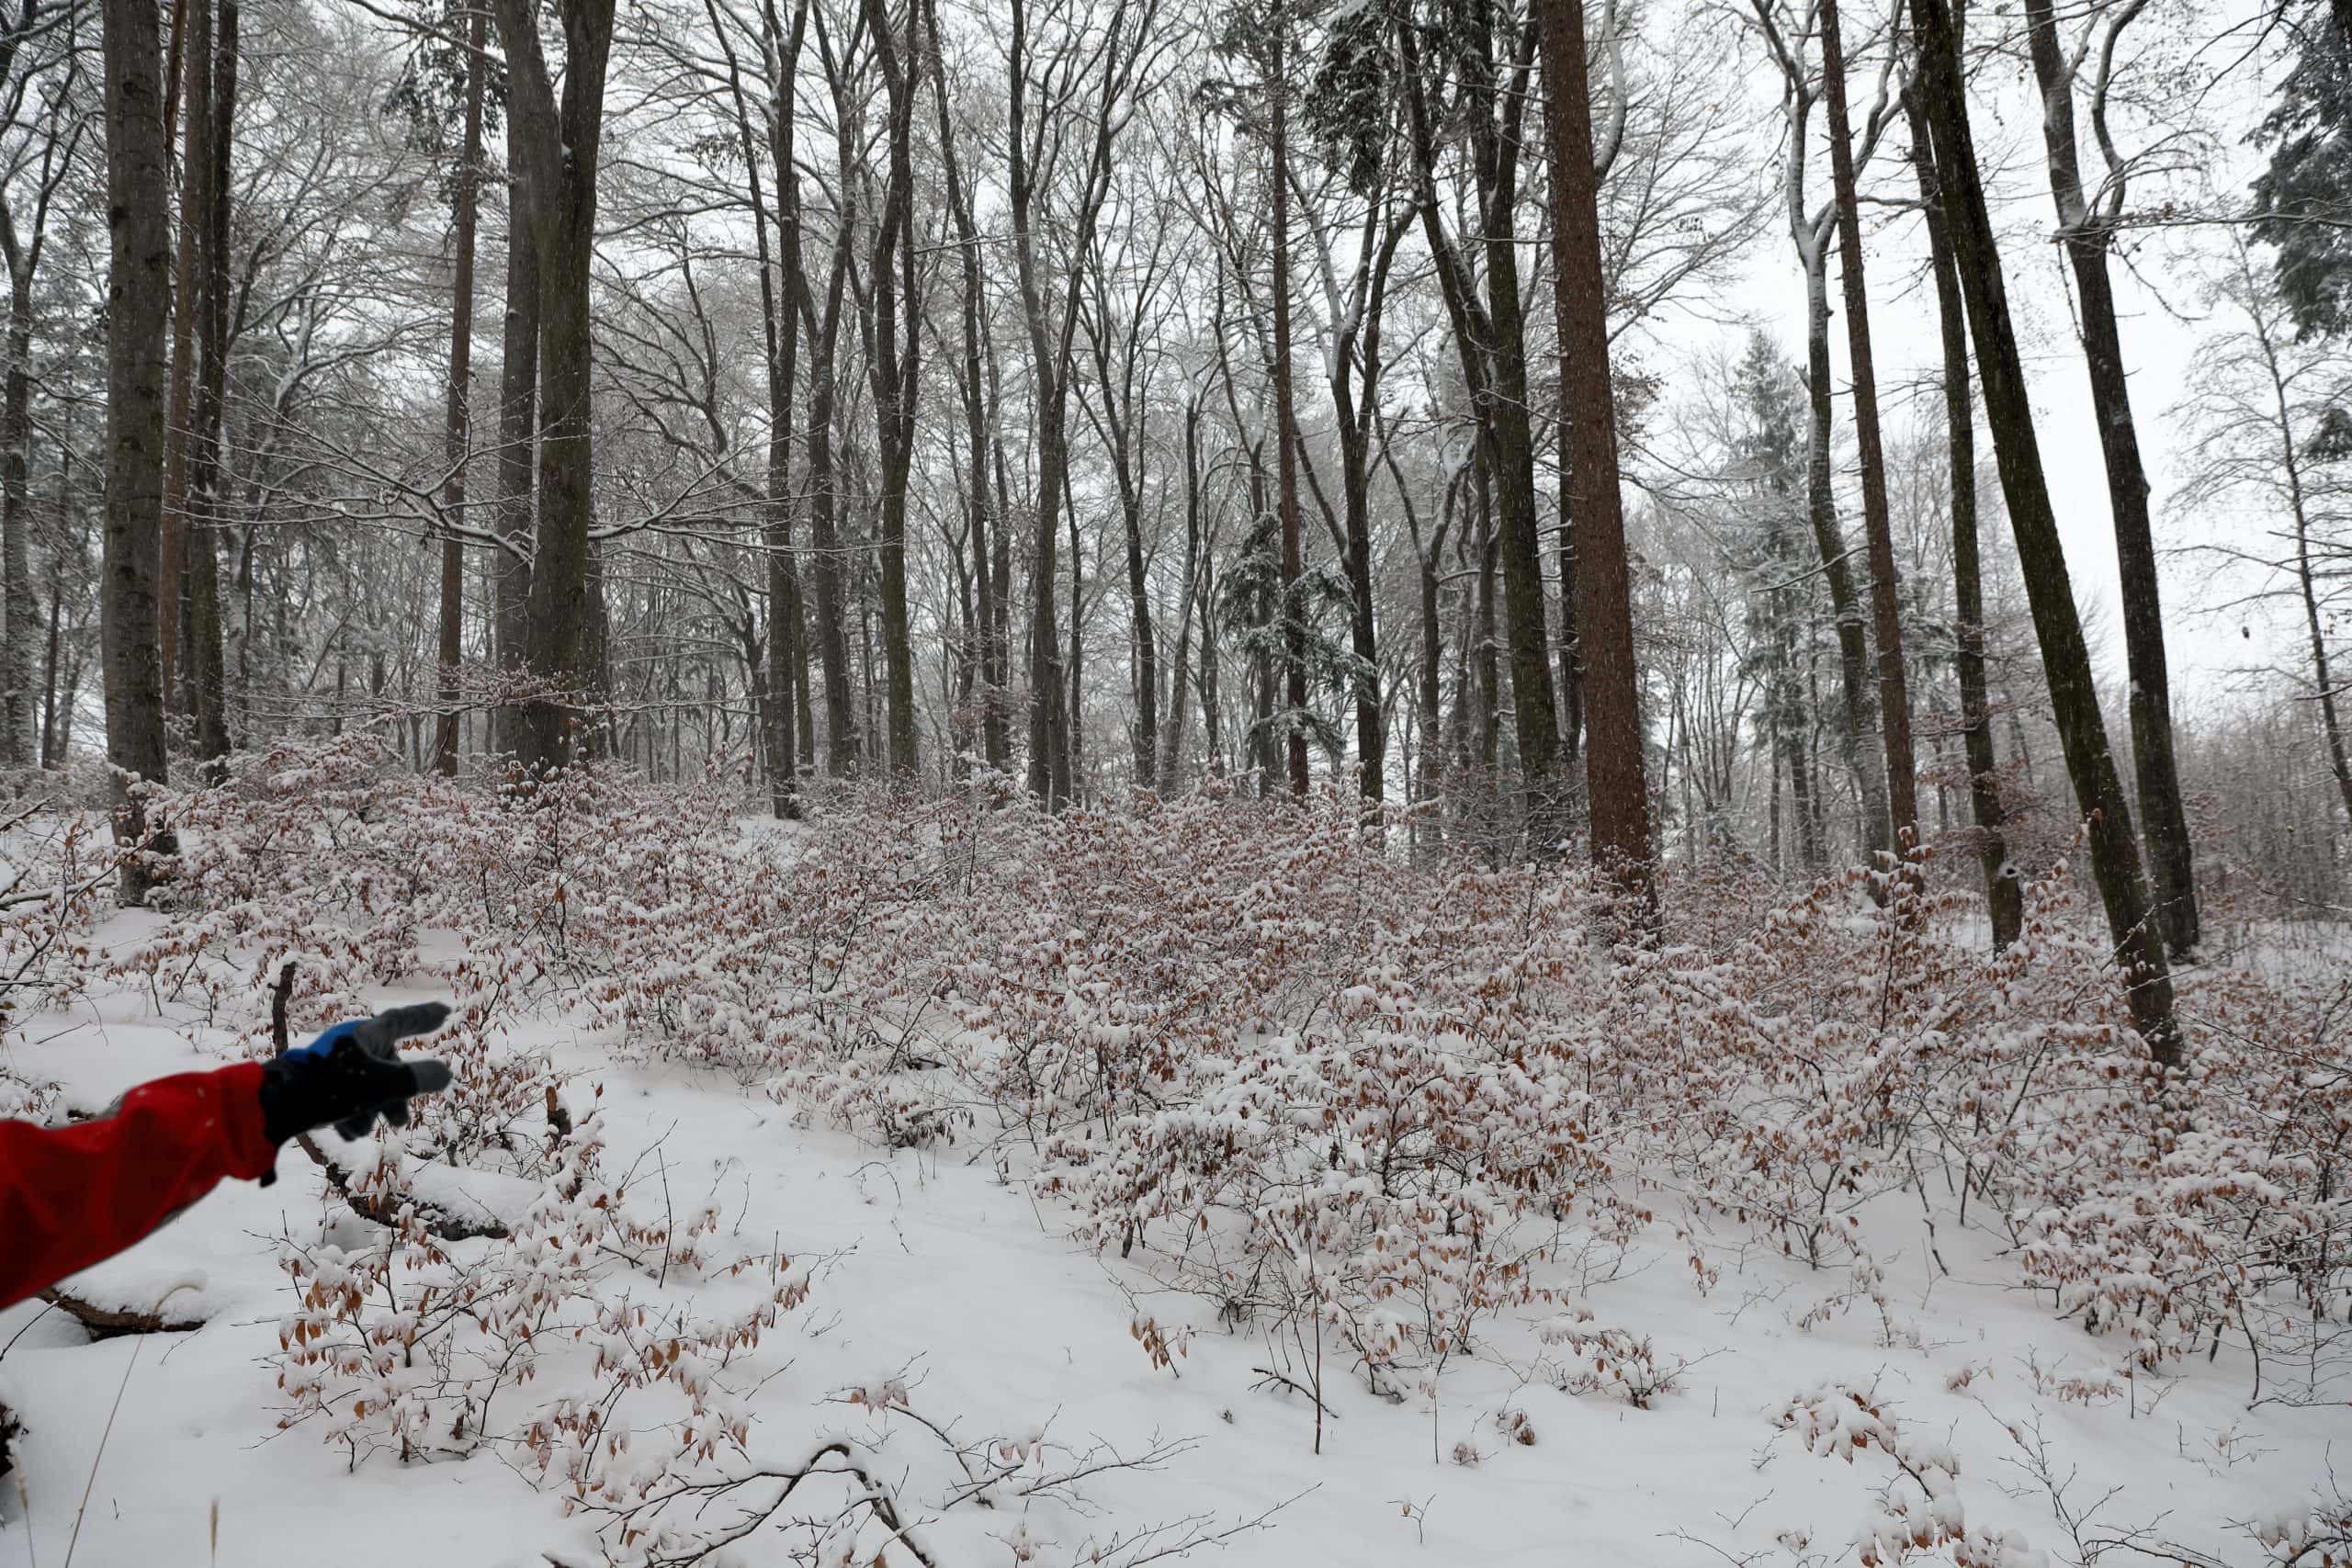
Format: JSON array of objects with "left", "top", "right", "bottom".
[{"left": 260, "top": 1001, "right": 456, "bottom": 1149}]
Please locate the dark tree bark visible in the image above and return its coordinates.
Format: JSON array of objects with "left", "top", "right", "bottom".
[
  {"left": 492, "top": 111, "right": 537, "bottom": 735},
  {"left": 1309, "top": 184, "right": 1408, "bottom": 807},
  {"left": 795, "top": 222, "right": 855, "bottom": 776},
  {"left": 1270, "top": 17, "right": 1307, "bottom": 799},
  {"left": 492, "top": 0, "right": 617, "bottom": 776},
  {"left": 1751, "top": 0, "right": 1892, "bottom": 864},
  {"left": 0, "top": 7, "right": 72, "bottom": 768},
  {"left": 1162, "top": 383, "right": 1208, "bottom": 786},
  {"left": 929, "top": 0, "right": 1006, "bottom": 773},
  {"left": 159, "top": 0, "right": 199, "bottom": 722},
  {"left": 1912, "top": 0, "right": 2180, "bottom": 1065},
  {"left": 1905, "top": 82, "right": 2020, "bottom": 948},
  {"left": 1081, "top": 235, "right": 1163, "bottom": 794},
  {"left": 1009, "top": 0, "right": 1067, "bottom": 806},
  {"left": 181, "top": 0, "right": 232, "bottom": 766},
  {"left": 0, "top": 228, "right": 30, "bottom": 767},
  {"left": 1817, "top": 0, "right": 1917, "bottom": 863},
  {"left": 1539, "top": 0, "right": 1654, "bottom": 911},
  {"left": 434, "top": 3, "right": 487, "bottom": 777},
  {"left": 1398, "top": 9, "right": 1565, "bottom": 845},
  {"left": 862, "top": 0, "right": 920, "bottom": 779},
  {"left": 707, "top": 0, "right": 803, "bottom": 813},
  {"left": 1007, "top": 0, "right": 1147, "bottom": 807},
  {"left": 2021, "top": 0, "right": 2198, "bottom": 955},
  {"left": 100, "top": 0, "right": 175, "bottom": 895}
]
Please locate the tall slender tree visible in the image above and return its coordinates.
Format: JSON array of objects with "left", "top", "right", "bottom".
[
  {"left": 2022, "top": 0, "right": 2198, "bottom": 954},
  {"left": 181, "top": 0, "right": 232, "bottom": 765},
  {"left": 432, "top": 4, "right": 486, "bottom": 776},
  {"left": 1904, "top": 78, "right": 2019, "bottom": 948},
  {"left": 1911, "top": 0, "right": 2180, "bottom": 1064},
  {"left": 862, "top": 0, "right": 920, "bottom": 779},
  {"left": 1817, "top": 0, "right": 1917, "bottom": 864},
  {"left": 1540, "top": 0, "right": 1653, "bottom": 910},
  {"left": 1394, "top": 1, "right": 1565, "bottom": 844},
  {"left": 1268, "top": 9, "right": 1307, "bottom": 798},
  {"left": 492, "top": 0, "right": 617, "bottom": 774},
  {"left": 1746, "top": 0, "right": 1894, "bottom": 866},
  {"left": 0, "top": 6, "right": 78, "bottom": 767},
  {"left": 99, "top": 0, "right": 174, "bottom": 895}
]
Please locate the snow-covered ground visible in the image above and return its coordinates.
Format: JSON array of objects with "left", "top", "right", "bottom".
[{"left": 3, "top": 942, "right": 2342, "bottom": 1568}]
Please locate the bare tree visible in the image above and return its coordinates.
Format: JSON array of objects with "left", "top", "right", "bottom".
[
  {"left": 1540, "top": 0, "right": 1654, "bottom": 908},
  {"left": 1742, "top": 0, "right": 1897, "bottom": 869},
  {"left": 0, "top": 0, "right": 81, "bottom": 767},
  {"left": 182, "top": 0, "right": 233, "bottom": 765},
  {"left": 433, "top": 3, "right": 486, "bottom": 777},
  {"left": 1395, "top": 0, "right": 1566, "bottom": 844},
  {"left": 1910, "top": 0, "right": 2179, "bottom": 1065},
  {"left": 1903, "top": 74, "right": 2019, "bottom": 947},
  {"left": 2021, "top": 0, "right": 2199, "bottom": 954},
  {"left": 99, "top": 0, "right": 174, "bottom": 894},
  {"left": 2174, "top": 238, "right": 2352, "bottom": 829},
  {"left": 1816, "top": 0, "right": 1917, "bottom": 866},
  {"left": 492, "top": 0, "right": 618, "bottom": 773}
]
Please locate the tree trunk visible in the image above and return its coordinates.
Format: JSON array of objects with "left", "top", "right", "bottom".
[
  {"left": 2022, "top": 0, "right": 2198, "bottom": 954},
  {"left": 1107, "top": 383, "right": 1158, "bottom": 792},
  {"left": 761, "top": 0, "right": 808, "bottom": 815},
  {"left": 929, "top": 0, "right": 1006, "bottom": 773},
  {"left": 1007, "top": 0, "right": 1071, "bottom": 807},
  {"left": 181, "top": 0, "right": 232, "bottom": 766},
  {"left": 1328, "top": 202, "right": 1405, "bottom": 808},
  {"left": 1539, "top": 0, "right": 1653, "bottom": 910},
  {"left": 800, "top": 233, "right": 856, "bottom": 776},
  {"left": 863, "top": 0, "right": 919, "bottom": 780},
  {"left": 1905, "top": 82, "right": 2019, "bottom": 947},
  {"left": 1799, "top": 239, "right": 1890, "bottom": 864},
  {"left": 1163, "top": 389, "right": 1205, "bottom": 787},
  {"left": 0, "top": 259, "right": 28, "bottom": 767},
  {"left": 1818, "top": 0, "right": 1917, "bottom": 864},
  {"left": 2250, "top": 275, "right": 2352, "bottom": 828},
  {"left": 0, "top": 152, "right": 50, "bottom": 767},
  {"left": 434, "top": 3, "right": 486, "bottom": 777},
  {"left": 1270, "top": 20, "right": 1308, "bottom": 799},
  {"left": 1913, "top": 0, "right": 2179, "bottom": 1066},
  {"left": 1398, "top": 11, "right": 1562, "bottom": 843},
  {"left": 100, "top": 0, "right": 175, "bottom": 895},
  {"left": 159, "top": 0, "right": 201, "bottom": 724},
  {"left": 493, "top": 0, "right": 617, "bottom": 776},
  {"left": 492, "top": 134, "right": 537, "bottom": 739}
]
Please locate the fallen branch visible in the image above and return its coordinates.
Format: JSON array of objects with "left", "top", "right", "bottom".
[
  {"left": 38, "top": 1287, "right": 205, "bottom": 1340},
  {"left": 582, "top": 1438, "right": 944, "bottom": 1568}
]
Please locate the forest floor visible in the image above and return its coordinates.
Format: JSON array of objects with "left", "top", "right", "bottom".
[{"left": 1, "top": 896, "right": 2343, "bottom": 1568}]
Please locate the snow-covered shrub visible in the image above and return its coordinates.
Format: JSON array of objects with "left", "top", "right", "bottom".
[
  {"left": 82, "top": 737, "right": 2350, "bottom": 1470},
  {"left": 1775, "top": 1383, "right": 2045, "bottom": 1567},
  {"left": 275, "top": 1110, "right": 809, "bottom": 1473},
  {"left": 1538, "top": 1312, "right": 1683, "bottom": 1409}
]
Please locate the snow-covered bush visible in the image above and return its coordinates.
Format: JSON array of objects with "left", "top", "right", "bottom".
[
  {"left": 85, "top": 739, "right": 2352, "bottom": 1493},
  {"left": 275, "top": 1108, "right": 810, "bottom": 1476}
]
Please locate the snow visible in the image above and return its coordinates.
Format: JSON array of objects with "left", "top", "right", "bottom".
[
  {"left": 2, "top": 955, "right": 2342, "bottom": 1568},
  {"left": 0, "top": 765, "right": 2343, "bottom": 1567}
]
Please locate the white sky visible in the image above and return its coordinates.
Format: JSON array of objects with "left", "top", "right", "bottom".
[{"left": 1647, "top": 0, "right": 2293, "bottom": 711}]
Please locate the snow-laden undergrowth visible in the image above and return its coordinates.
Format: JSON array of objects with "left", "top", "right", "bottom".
[{"left": 2, "top": 734, "right": 2347, "bottom": 1566}]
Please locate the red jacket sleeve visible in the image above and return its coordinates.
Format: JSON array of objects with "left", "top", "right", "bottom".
[{"left": 0, "top": 1063, "right": 278, "bottom": 1310}]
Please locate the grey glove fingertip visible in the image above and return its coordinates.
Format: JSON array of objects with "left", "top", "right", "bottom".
[{"left": 379, "top": 1001, "right": 452, "bottom": 1041}]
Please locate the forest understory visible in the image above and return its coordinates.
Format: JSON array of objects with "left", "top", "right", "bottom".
[{"left": 1, "top": 742, "right": 2347, "bottom": 1568}]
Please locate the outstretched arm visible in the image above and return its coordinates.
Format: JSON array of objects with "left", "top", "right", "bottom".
[
  {"left": 0, "top": 1064, "right": 277, "bottom": 1310},
  {"left": 0, "top": 1002, "right": 454, "bottom": 1311}
]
